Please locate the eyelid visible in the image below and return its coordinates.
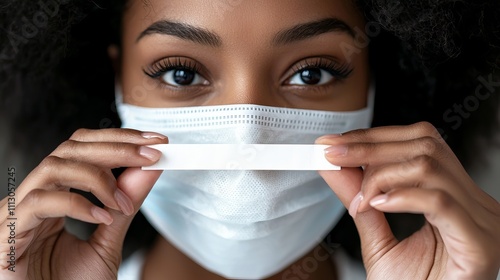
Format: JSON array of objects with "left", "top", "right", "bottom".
[
  {"left": 281, "top": 57, "right": 352, "bottom": 85},
  {"left": 143, "top": 56, "right": 210, "bottom": 81}
]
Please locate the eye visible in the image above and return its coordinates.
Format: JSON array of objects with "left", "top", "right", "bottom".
[
  {"left": 288, "top": 68, "right": 334, "bottom": 86},
  {"left": 161, "top": 68, "right": 208, "bottom": 86},
  {"left": 143, "top": 57, "right": 209, "bottom": 87},
  {"left": 283, "top": 58, "right": 353, "bottom": 87}
]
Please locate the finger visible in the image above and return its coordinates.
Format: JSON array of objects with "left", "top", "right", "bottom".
[
  {"left": 88, "top": 168, "right": 162, "bottom": 263},
  {"left": 8, "top": 189, "right": 113, "bottom": 234},
  {"left": 70, "top": 128, "right": 168, "bottom": 144},
  {"left": 50, "top": 141, "right": 163, "bottom": 168},
  {"left": 0, "top": 189, "right": 112, "bottom": 270},
  {"left": 368, "top": 187, "right": 495, "bottom": 278},
  {"left": 369, "top": 188, "right": 482, "bottom": 250},
  {"left": 10, "top": 156, "right": 127, "bottom": 213},
  {"left": 316, "top": 121, "right": 442, "bottom": 145},
  {"left": 321, "top": 136, "right": 458, "bottom": 168},
  {"left": 319, "top": 167, "right": 363, "bottom": 208},
  {"left": 357, "top": 156, "right": 473, "bottom": 213},
  {"left": 318, "top": 168, "right": 398, "bottom": 261}
]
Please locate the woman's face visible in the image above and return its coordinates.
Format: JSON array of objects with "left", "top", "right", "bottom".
[{"left": 118, "top": 0, "right": 370, "bottom": 112}]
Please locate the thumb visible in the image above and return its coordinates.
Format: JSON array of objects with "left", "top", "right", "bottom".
[
  {"left": 319, "top": 167, "right": 362, "bottom": 208},
  {"left": 88, "top": 167, "right": 162, "bottom": 264},
  {"left": 319, "top": 168, "right": 397, "bottom": 264}
]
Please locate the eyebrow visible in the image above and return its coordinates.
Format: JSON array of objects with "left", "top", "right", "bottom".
[
  {"left": 272, "top": 18, "right": 355, "bottom": 45},
  {"left": 136, "top": 20, "right": 222, "bottom": 47},
  {"left": 136, "top": 17, "right": 354, "bottom": 47}
]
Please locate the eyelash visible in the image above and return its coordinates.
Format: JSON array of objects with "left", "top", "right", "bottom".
[
  {"left": 142, "top": 57, "right": 353, "bottom": 86},
  {"left": 288, "top": 58, "right": 353, "bottom": 82},
  {"left": 143, "top": 57, "right": 203, "bottom": 79}
]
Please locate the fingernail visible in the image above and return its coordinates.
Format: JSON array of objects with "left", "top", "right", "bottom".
[
  {"left": 91, "top": 206, "right": 113, "bottom": 225},
  {"left": 139, "top": 146, "right": 162, "bottom": 161},
  {"left": 115, "top": 189, "right": 134, "bottom": 216},
  {"left": 316, "top": 134, "right": 342, "bottom": 143},
  {"left": 369, "top": 194, "right": 388, "bottom": 207},
  {"left": 142, "top": 132, "right": 167, "bottom": 140},
  {"left": 348, "top": 191, "right": 363, "bottom": 219},
  {"left": 324, "top": 145, "right": 348, "bottom": 157}
]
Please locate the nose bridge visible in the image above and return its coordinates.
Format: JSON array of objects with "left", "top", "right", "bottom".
[
  {"left": 212, "top": 59, "right": 279, "bottom": 107},
  {"left": 230, "top": 75, "right": 271, "bottom": 105}
]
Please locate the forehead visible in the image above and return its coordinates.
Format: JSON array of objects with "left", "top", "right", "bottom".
[{"left": 122, "top": 0, "right": 365, "bottom": 43}]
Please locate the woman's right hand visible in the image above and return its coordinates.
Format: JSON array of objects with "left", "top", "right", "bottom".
[{"left": 0, "top": 128, "right": 168, "bottom": 280}]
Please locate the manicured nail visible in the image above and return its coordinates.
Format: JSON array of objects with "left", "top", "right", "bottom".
[
  {"left": 316, "top": 134, "right": 342, "bottom": 143},
  {"left": 369, "top": 194, "right": 389, "bottom": 207},
  {"left": 348, "top": 191, "right": 363, "bottom": 219},
  {"left": 142, "top": 132, "right": 167, "bottom": 140},
  {"left": 320, "top": 134, "right": 343, "bottom": 140},
  {"left": 324, "top": 145, "right": 348, "bottom": 157},
  {"left": 91, "top": 206, "right": 113, "bottom": 225},
  {"left": 139, "top": 146, "right": 162, "bottom": 161},
  {"left": 115, "top": 189, "right": 134, "bottom": 216}
]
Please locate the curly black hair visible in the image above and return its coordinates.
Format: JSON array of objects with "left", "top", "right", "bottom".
[{"left": 1, "top": 0, "right": 499, "bottom": 262}]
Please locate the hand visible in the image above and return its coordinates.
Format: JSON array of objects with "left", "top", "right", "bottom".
[
  {"left": 0, "top": 128, "right": 168, "bottom": 280},
  {"left": 316, "top": 122, "right": 500, "bottom": 280}
]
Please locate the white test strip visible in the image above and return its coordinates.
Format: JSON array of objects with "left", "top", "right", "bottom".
[{"left": 142, "top": 144, "right": 340, "bottom": 170}]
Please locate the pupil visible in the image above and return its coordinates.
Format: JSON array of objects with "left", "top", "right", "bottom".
[
  {"left": 173, "top": 69, "right": 195, "bottom": 85},
  {"left": 300, "top": 68, "right": 321, "bottom": 85}
]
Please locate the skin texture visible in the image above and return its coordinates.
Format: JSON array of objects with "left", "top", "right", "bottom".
[
  {"left": 119, "top": 0, "right": 370, "bottom": 110},
  {"left": 316, "top": 122, "right": 500, "bottom": 280},
  {"left": 0, "top": 1, "right": 498, "bottom": 280},
  {"left": 0, "top": 129, "right": 168, "bottom": 279},
  {"left": 119, "top": 1, "right": 369, "bottom": 278}
]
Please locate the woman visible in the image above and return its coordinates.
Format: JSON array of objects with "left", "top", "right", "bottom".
[{"left": 0, "top": 0, "right": 499, "bottom": 279}]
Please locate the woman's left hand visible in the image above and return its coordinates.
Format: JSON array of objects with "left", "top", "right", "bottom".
[{"left": 316, "top": 121, "right": 500, "bottom": 280}]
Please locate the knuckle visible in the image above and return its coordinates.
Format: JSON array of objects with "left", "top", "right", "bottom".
[
  {"left": 357, "top": 142, "right": 376, "bottom": 157},
  {"left": 66, "top": 193, "right": 81, "bottom": 216},
  {"left": 417, "top": 136, "right": 440, "bottom": 156},
  {"left": 412, "top": 155, "right": 439, "bottom": 174},
  {"left": 110, "top": 142, "right": 132, "bottom": 158},
  {"left": 70, "top": 128, "right": 91, "bottom": 140},
  {"left": 363, "top": 170, "right": 392, "bottom": 194},
  {"left": 37, "top": 156, "right": 63, "bottom": 175},
  {"left": 53, "top": 140, "right": 78, "bottom": 157},
  {"left": 95, "top": 167, "right": 111, "bottom": 181},
  {"left": 346, "top": 128, "right": 370, "bottom": 142},
  {"left": 344, "top": 141, "right": 371, "bottom": 157},
  {"left": 365, "top": 167, "right": 386, "bottom": 188},
  {"left": 93, "top": 167, "right": 116, "bottom": 189},
  {"left": 429, "top": 190, "right": 454, "bottom": 212},
  {"left": 24, "top": 189, "right": 45, "bottom": 207},
  {"left": 413, "top": 121, "right": 439, "bottom": 137}
]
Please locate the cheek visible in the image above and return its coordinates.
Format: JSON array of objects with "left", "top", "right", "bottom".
[{"left": 120, "top": 63, "right": 158, "bottom": 106}]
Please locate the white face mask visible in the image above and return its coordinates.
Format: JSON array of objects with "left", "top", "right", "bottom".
[{"left": 116, "top": 86, "right": 374, "bottom": 279}]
